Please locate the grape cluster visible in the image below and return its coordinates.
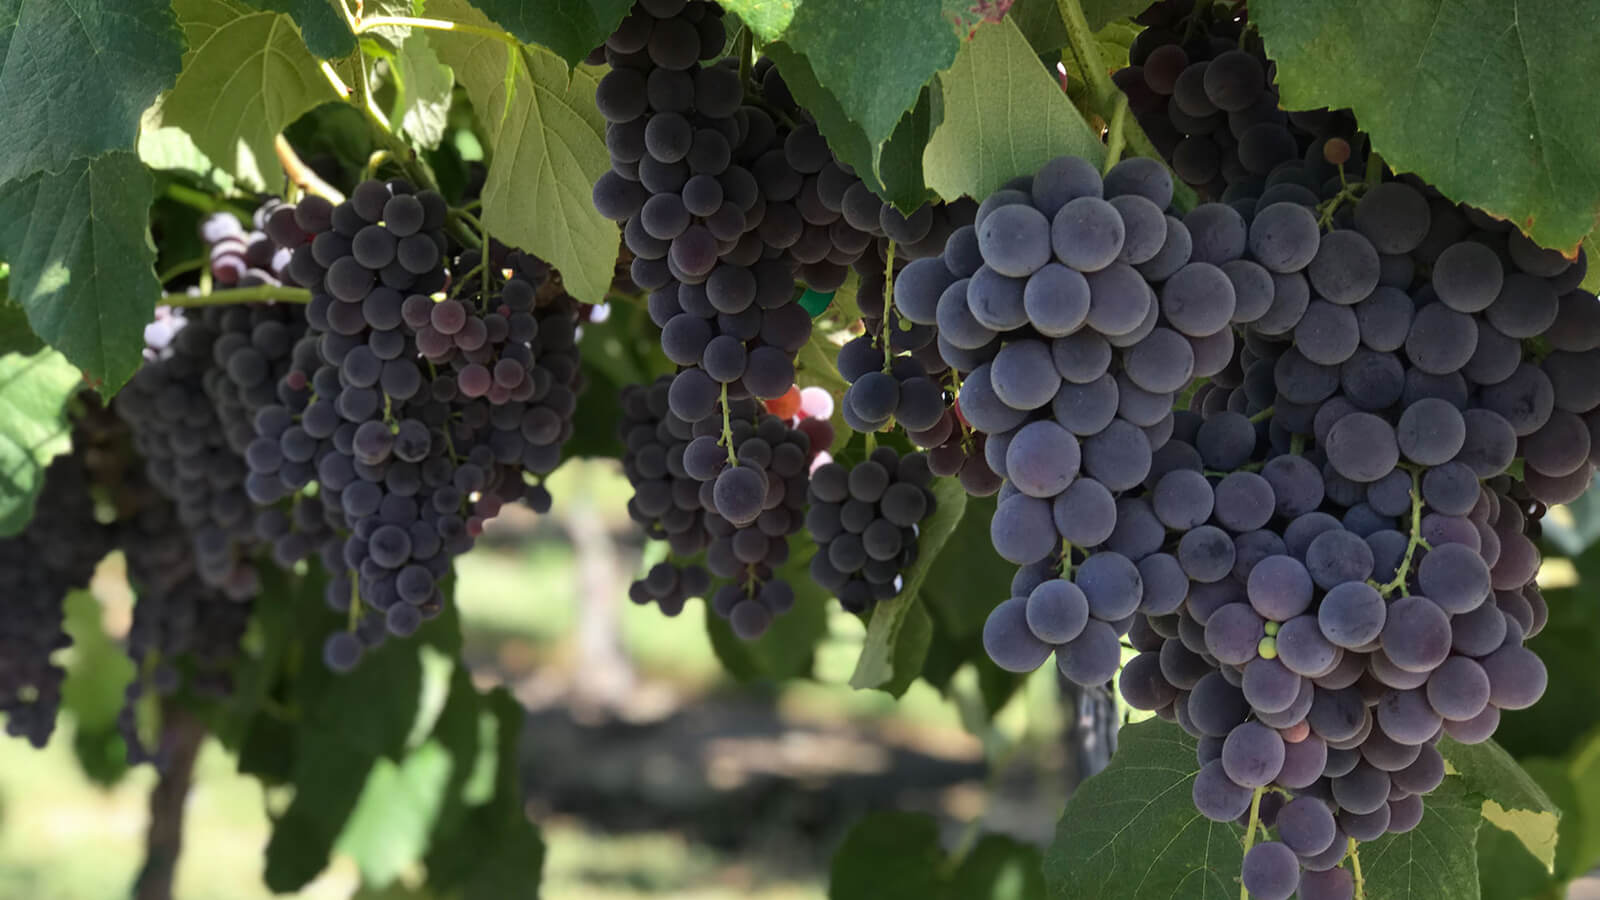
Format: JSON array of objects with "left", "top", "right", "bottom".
[
  {"left": 805, "top": 450, "right": 938, "bottom": 613},
  {"left": 1116, "top": 0, "right": 1365, "bottom": 203},
  {"left": 0, "top": 448, "right": 112, "bottom": 747},
  {"left": 256, "top": 180, "right": 583, "bottom": 671},
  {"left": 202, "top": 203, "right": 297, "bottom": 287},
  {"left": 618, "top": 374, "right": 816, "bottom": 637},
  {"left": 890, "top": 152, "right": 1244, "bottom": 683},
  {"left": 115, "top": 308, "right": 265, "bottom": 599}
]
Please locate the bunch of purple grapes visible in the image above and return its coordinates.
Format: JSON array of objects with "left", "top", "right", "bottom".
[
  {"left": 942, "top": 115, "right": 1585, "bottom": 894},
  {"left": 804, "top": 449, "right": 939, "bottom": 613},
  {"left": 618, "top": 374, "right": 815, "bottom": 637},
  {"left": 250, "top": 180, "right": 585, "bottom": 670},
  {"left": 0, "top": 446, "right": 113, "bottom": 748},
  {"left": 1114, "top": 0, "right": 1366, "bottom": 205}
]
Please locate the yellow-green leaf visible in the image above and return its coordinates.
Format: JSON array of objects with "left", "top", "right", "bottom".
[
  {"left": 428, "top": 0, "right": 617, "bottom": 303},
  {"left": 923, "top": 15, "right": 1103, "bottom": 202},
  {"left": 158, "top": 0, "right": 339, "bottom": 193}
]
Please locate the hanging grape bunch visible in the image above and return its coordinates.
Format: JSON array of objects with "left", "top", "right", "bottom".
[
  {"left": 254, "top": 179, "right": 586, "bottom": 671},
  {"left": 805, "top": 449, "right": 939, "bottom": 613},
  {"left": 1115, "top": 0, "right": 1367, "bottom": 205}
]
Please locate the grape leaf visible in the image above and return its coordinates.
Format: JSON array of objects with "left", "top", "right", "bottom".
[
  {"left": 0, "top": 293, "right": 43, "bottom": 357},
  {"left": 1359, "top": 774, "right": 1483, "bottom": 900},
  {"left": 1081, "top": 0, "right": 1154, "bottom": 31},
  {"left": 0, "top": 152, "right": 159, "bottom": 395},
  {"left": 1250, "top": 0, "right": 1600, "bottom": 255},
  {"left": 762, "top": 45, "right": 939, "bottom": 211},
  {"left": 830, "top": 811, "right": 1046, "bottom": 900},
  {"left": 0, "top": 349, "right": 80, "bottom": 536},
  {"left": 137, "top": 106, "right": 238, "bottom": 193},
  {"left": 427, "top": 0, "right": 617, "bottom": 303},
  {"left": 919, "top": 493, "right": 1004, "bottom": 637},
  {"left": 337, "top": 741, "right": 456, "bottom": 888},
  {"left": 1044, "top": 719, "right": 1243, "bottom": 900},
  {"left": 924, "top": 15, "right": 1105, "bottom": 203},
  {"left": 830, "top": 812, "right": 945, "bottom": 899},
  {"left": 157, "top": 0, "right": 340, "bottom": 194},
  {"left": 265, "top": 632, "right": 426, "bottom": 891},
  {"left": 1439, "top": 738, "right": 1562, "bottom": 872},
  {"left": 390, "top": 30, "right": 455, "bottom": 150},
  {"left": 1010, "top": 0, "right": 1142, "bottom": 55},
  {"left": 466, "top": 0, "right": 632, "bottom": 68},
  {"left": 0, "top": 0, "right": 183, "bottom": 186},
  {"left": 850, "top": 477, "right": 968, "bottom": 694},
  {"left": 60, "top": 589, "right": 136, "bottom": 787},
  {"left": 242, "top": 0, "right": 354, "bottom": 57},
  {"left": 725, "top": 0, "right": 961, "bottom": 202}
]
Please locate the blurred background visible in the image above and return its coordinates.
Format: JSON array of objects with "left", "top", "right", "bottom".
[{"left": 3, "top": 455, "right": 1598, "bottom": 899}]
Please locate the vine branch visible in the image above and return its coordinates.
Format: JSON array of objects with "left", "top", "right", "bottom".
[
  {"left": 1056, "top": 0, "right": 1197, "bottom": 210},
  {"left": 133, "top": 704, "right": 207, "bottom": 900},
  {"left": 164, "top": 285, "right": 313, "bottom": 307},
  {"left": 275, "top": 135, "right": 347, "bottom": 204}
]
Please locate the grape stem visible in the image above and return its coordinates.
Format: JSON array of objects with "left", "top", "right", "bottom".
[
  {"left": 1061, "top": 540, "right": 1074, "bottom": 578},
  {"left": 1239, "top": 786, "right": 1266, "bottom": 900},
  {"left": 1248, "top": 405, "right": 1275, "bottom": 424},
  {"left": 163, "top": 284, "right": 313, "bottom": 307},
  {"left": 347, "top": 571, "right": 362, "bottom": 632},
  {"left": 1101, "top": 94, "right": 1129, "bottom": 175},
  {"left": 275, "top": 134, "right": 348, "bottom": 205},
  {"left": 720, "top": 382, "right": 738, "bottom": 467},
  {"left": 882, "top": 239, "right": 897, "bottom": 374},
  {"left": 161, "top": 183, "right": 255, "bottom": 224},
  {"left": 157, "top": 256, "right": 207, "bottom": 286},
  {"left": 1054, "top": 0, "right": 1198, "bottom": 211},
  {"left": 1349, "top": 838, "right": 1366, "bottom": 899},
  {"left": 353, "top": 14, "right": 520, "bottom": 47},
  {"left": 1373, "top": 466, "right": 1427, "bottom": 596}
]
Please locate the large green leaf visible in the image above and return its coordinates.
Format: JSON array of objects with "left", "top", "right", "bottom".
[
  {"left": 920, "top": 493, "right": 1005, "bottom": 638},
  {"left": 924, "top": 15, "right": 1104, "bottom": 203},
  {"left": 850, "top": 477, "right": 968, "bottom": 694},
  {"left": 830, "top": 811, "right": 1045, "bottom": 900},
  {"left": 0, "top": 0, "right": 183, "bottom": 186},
  {"left": 763, "top": 45, "right": 940, "bottom": 211},
  {"left": 1044, "top": 719, "right": 1241, "bottom": 900},
  {"left": 725, "top": 0, "right": 961, "bottom": 205},
  {"left": 0, "top": 153, "right": 157, "bottom": 395},
  {"left": 1010, "top": 0, "right": 1142, "bottom": 57},
  {"left": 158, "top": 0, "right": 340, "bottom": 194},
  {"left": 1250, "top": 0, "right": 1600, "bottom": 255},
  {"left": 830, "top": 812, "right": 945, "bottom": 899},
  {"left": 428, "top": 0, "right": 617, "bottom": 303},
  {"left": 469, "top": 0, "right": 632, "bottom": 68},
  {"left": 243, "top": 0, "right": 354, "bottom": 57},
  {"left": 60, "top": 588, "right": 135, "bottom": 786},
  {"left": 0, "top": 292, "right": 43, "bottom": 357},
  {"left": 137, "top": 106, "right": 239, "bottom": 193},
  {"left": 0, "top": 350, "right": 78, "bottom": 534},
  {"left": 338, "top": 741, "right": 456, "bottom": 887},
  {"left": 1440, "top": 738, "right": 1562, "bottom": 872},
  {"left": 1359, "top": 774, "right": 1483, "bottom": 900},
  {"left": 389, "top": 29, "right": 455, "bottom": 150}
]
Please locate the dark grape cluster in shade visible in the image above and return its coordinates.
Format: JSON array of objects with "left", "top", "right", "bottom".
[
  {"left": 1115, "top": 0, "right": 1367, "bottom": 205},
  {"left": 0, "top": 447, "right": 113, "bottom": 748},
  {"left": 804, "top": 450, "right": 938, "bottom": 613},
  {"left": 617, "top": 374, "right": 816, "bottom": 637},
  {"left": 255, "top": 180, "right": 584, "bottom": 672}
]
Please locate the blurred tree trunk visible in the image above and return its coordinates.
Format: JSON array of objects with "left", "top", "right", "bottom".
[
  {"left": 133, "top": 704, "right": 206, "bottom": 900},
  {"left": 1059, "top": 678, "right": 1117, "bottom": 792},
  {"left": 563, "top": 464, "right": 634, "bottom": 713}
]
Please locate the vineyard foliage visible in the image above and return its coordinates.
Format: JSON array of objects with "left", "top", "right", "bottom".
[{"left": 2, "top": 0, "right": 1600, "bottom": 898}]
